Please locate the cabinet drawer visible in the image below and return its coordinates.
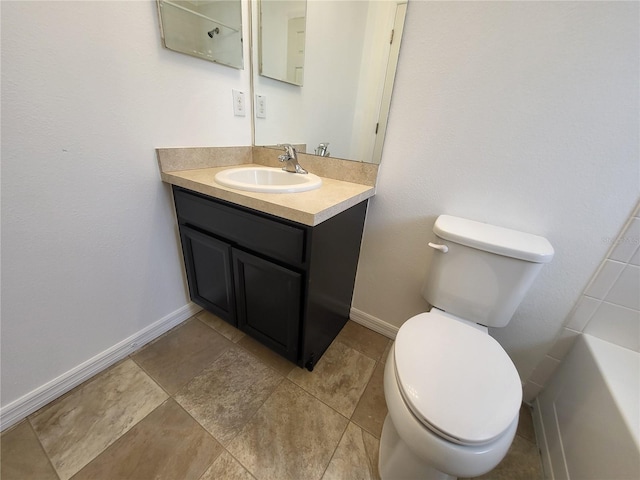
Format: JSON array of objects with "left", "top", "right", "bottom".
[{"left": 173, "top": 188, "right": 306, "bottom": 265}]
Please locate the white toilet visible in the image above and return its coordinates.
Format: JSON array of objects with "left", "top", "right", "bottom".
[{"left": 379, "top": 215, "right": 554, "bottom": 480}]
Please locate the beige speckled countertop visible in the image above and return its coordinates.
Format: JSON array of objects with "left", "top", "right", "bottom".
[{"left": 157, "top": 147, "right": 377, "bottom": 226}]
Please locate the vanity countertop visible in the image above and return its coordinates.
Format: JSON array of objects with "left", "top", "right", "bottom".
[{"left": 161, "top": 164, "right": 375, "bottom": 226}]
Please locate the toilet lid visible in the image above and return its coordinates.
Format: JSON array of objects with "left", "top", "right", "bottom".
[{"left": 394, "top": 310, "right": 522, "bottom": 445}]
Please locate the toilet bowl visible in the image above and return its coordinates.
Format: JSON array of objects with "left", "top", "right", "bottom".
[
  {"left": 379, "top": 310, "right": 520, "bottom": 479},
  {"left": 379, "top": 215, "right": 554, "bottom": 479}
]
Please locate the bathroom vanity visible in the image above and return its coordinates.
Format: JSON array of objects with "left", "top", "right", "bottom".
[
  {"left": 174, "top": 186, "right": 367, "bottom": 369},
  {"left": 159, "top": 147, "right": 377, "bottom": 370}
]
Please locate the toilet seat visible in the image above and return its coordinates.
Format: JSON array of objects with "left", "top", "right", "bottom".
[{"left": 394, "top": 309, "right": 522, "bottom": 446}]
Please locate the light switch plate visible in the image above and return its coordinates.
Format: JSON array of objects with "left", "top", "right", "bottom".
[
  {"left": 232, "top": 90, "right": 246, "bottom": 117},
  {"left": 256, "top": 95, "right": 267, "bottom": 118}
]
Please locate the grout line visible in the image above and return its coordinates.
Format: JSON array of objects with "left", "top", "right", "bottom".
[
  {"left": 216, "top": 375, "right": 287, "bottom": 450},
  {"left": 218, "top": 448, "right": 259, "bottom": 480},
  {"left": 284, "top": 339, "right": 377, "bottom": 421},
  {"left": 128, "top": 355, "right": 174, "bottom": 400},
  {"left": 319, "top": 419, "right": 351, "bottom": 480},
  {"left": 350, "top": 358, "right": 385, "bottom": 440},
  {"left": 166, "top": 399, "right": 225, "bottom": 480},
  {"left": 281, "top": 377, "right": 352, "bottom": 423},
  {"left": 25, "top": 417, "right": 62, "bottom": 480}
]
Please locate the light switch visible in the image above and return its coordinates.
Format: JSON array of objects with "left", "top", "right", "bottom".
[
  {"left": 256, "top": 95, "right": 267, "bottom": 118},
  {"left": 232, "top": 90, "right": 246, "bottom": 117}
]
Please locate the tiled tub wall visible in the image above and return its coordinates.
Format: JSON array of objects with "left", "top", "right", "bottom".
[{"left": 524, "top": 202, "right": 640, "bottom": 402}]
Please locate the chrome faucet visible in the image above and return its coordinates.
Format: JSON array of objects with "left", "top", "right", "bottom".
[
  {"left": 315, "top": 142, "right": 330, "bottom": 157},
  {"left": 278, "top": 144, "right": 308, "bottom": 174}
]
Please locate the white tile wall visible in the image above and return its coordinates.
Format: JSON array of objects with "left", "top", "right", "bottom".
[
  {"left": 524, "top": 201, "right": 640, "bottom": 402},
  {"left": 564, "top": 296, "right": 600, "bottom": 331},
  {"left": 584, "top": 260, "right": 625, "bottom": 299},
  {"left": 584, "top": 301, "right": 640, "bottom": 351},
  {"left": 529, "top": 355, "right": 561, "bottom": 386},
  {"left": 605, "top": 265, "right": 640, "bottom": 310}
]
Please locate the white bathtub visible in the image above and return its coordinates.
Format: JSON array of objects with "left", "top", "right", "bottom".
[{"left": 534, "top": 334, "right": 639, "bottom": 480}]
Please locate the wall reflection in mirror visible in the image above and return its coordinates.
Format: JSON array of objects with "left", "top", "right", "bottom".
[
  {"left": 254, "top": 0, "right": 407, "bottom": 164},
  {"left": 157, "top": 0, "right": 243, "bottom": 69}
]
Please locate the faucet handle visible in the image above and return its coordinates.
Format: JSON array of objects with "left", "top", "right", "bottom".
[{"left": 277, "top": 143, "right": 297, "bottom": 159}]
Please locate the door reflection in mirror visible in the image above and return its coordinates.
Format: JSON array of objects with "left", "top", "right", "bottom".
[{"left": 259, "top": 0, "right": 307, "bottom": 86}]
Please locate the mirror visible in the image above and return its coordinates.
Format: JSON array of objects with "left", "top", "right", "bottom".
[
  {"left": 157, "top": 0, "right": 243, "bottom": 69},
  {"left": 259, "top": 0, "right": 307, "bottom": 86},
  {"left": 253, "top": 0, "right": 407, "bottom": 164}
]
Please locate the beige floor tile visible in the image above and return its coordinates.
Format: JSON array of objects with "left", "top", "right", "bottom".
[
  {"left": 200, "top": 451, "right": 256, "bottom": 480},
  {"left": 72, "top": 399, "right": 221, "bottom": 480},
  {"left": 517, "top": 404, "right": 536, "bottom": 443},
  {"left": 322, "top": 422, "right": 380, "bottom": 480},
  {"left": 175, "top": 347, "right": 283, "bottom": 445},
  {"left": 6, "top": 319, "right": 545, "bottom": 480},
  {"left": 463, "top": 435, "right": 543, "bottom": 480},
  {"left": 30, "top": 359, "right": 167, "bottom": 480},
  {"left": 1, "top": 420, "right": 58, "bottom": 480},
  {"left": 131, "top": 318, "right": 233, "bottom": 394},
  {"left": 237, "top": 333, "right": 297, "bottom": 376},
  {"left": 337, "top": 321, "right": 391, "bottom": 361},
  {"left": 227, "top": 380, "right": 348, "bottom": 480},
  {"left": 197, "top": 309, "right": 245, "bottom": 343},
  {"left": 352, "top": 361, "right": 387, "bottom": 438},
  {"left": 380, "top": 341, "right": 393, "bottom": 364},
  {"left": 287, "top": 340, "right": 375, "bottom": 417}
]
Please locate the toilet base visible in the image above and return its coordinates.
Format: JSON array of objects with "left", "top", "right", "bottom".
[{"left": 380, "top": 414, "right": 455, "bottom": 480}]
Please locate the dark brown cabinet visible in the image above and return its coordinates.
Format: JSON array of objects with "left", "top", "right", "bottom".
[
  {"left": 172, "top": 186, "right": 367, "bottom": 370},
  {"left": 179, "top": 225, "right": 235, "bottom": 322},
  {"left": 233, "top": 249, "right": 302, "bottom": 362}
]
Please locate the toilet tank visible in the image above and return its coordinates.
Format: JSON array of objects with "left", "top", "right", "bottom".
[{"left": 422, "top": 215, "right": 554, "bottom": 327}]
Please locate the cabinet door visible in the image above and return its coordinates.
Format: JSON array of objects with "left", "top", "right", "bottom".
[
  {"left": 233, "top": 249, "right": 302, "bottom": 362},
  {"left": 179, "top": 225, "right": 236, "bottom": 324}
]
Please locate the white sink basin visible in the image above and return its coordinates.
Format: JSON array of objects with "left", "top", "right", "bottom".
[{"left": 214, "top": 167, "right": 322, "bottom": 193}]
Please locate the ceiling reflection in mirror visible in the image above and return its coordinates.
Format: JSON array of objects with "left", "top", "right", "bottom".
[
  {"left": 157, "top": 0, "right": 243, "bottom": 69},
  {"left": 259, "top": 0, "right": 307, "bottom": 86},
  {"left": 253, "top": 0, "right": 407, "bottom": 164}
]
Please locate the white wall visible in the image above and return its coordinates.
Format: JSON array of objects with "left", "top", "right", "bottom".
[
  {"left": 1, "top": 1, "right": 251, "bottom": 410},
  {"left": 353, "top": 1, "right": 639, "bottom": 381}
]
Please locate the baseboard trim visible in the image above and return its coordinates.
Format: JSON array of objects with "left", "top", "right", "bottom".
[
  {"left": 350, "top": 307, "right": 399, "bottom": 339},
  {"left": 532, "top": 398, "right": 553, "bottom": 479},
  {"left": 0, "top": 303, "right": 202, "bottom": 432}
]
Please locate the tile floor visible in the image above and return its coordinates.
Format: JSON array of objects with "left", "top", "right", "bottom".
[{"left": 1, "top": 311, "right": 543, "bottom": 480}]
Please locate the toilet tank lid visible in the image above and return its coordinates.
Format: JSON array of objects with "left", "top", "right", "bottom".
[{"left": 434, "top": 215, "right": 554, "bottom": 263}]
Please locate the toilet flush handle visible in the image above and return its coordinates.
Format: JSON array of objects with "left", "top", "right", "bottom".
[{"left": 428, "top": 242, "right": 449, "bottom": 253}]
